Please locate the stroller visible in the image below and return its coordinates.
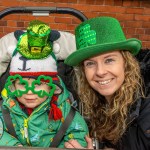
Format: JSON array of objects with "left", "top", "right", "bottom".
[
  {"left": 0, "top": 6, "right": 150, "bottom": 149},
  {"left": 0, "top": 6, "right": 93, "bottom": 149}
]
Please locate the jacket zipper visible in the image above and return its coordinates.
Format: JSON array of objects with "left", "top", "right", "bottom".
[
  {"left": 5, "top": 98, "right": 50, "bottom": 145},
  {"left": 22, "top": 100, "right": 49, "bottom": 143}
]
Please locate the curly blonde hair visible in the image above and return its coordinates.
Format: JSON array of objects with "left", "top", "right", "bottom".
[{"left": 74, "top": 50, "right": 144, "bottom": 144}]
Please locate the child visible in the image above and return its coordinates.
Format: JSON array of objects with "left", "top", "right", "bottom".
[{"left": 0, "top": 20, "right": 88, "bottom": 148}]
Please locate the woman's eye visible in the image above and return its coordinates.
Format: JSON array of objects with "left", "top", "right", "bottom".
[
  {"left": 84, "top": 61, "right": 95, "bottom": 67},
  {"left": 105, "top": 58, "right": 114, "bottom": 63}
]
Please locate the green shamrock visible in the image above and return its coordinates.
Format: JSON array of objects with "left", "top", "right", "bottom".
[
  {"left": 5, "top": 74, "right": 28, "bottom": 97},
  {"left": 77, "top": 24, "right": 96, "bottom": 48},
  {"left": 32, "top": 75, "right": 56, "bottom": 98}
]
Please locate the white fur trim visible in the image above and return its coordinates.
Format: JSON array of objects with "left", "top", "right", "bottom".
[
  {"left": 54, "top": 31, "right": 76, "bottom": 60},
  {"left": 0, "top": 32, "right": 17, "bottom": 76}
]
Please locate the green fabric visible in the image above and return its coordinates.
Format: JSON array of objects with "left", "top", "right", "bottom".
[
  {"left": 64, "top": 16, "right": 142, "bottom": 66},
  {"left": 0, "top": 78, "right": 88, "bottom": 148}
]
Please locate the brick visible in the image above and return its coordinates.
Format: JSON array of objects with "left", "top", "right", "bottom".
[
  {"left": 4, "top": 14, "right": 20, "bottom": 20},
  {"left": 114, "top": 0, "right": 123, "bottom": 6},
  {"left": 55, "top": 17, "right": 72, "bottom": 24},
  {"left": 126, "top": 34, "right": 139, "bottom": 39},
  {"left": 49, "top": 23, "right": 59, "bottom": 30},
  {"left": 0, "top": 27, "right": 4, "bottom": 32},
  {"left": 0, "top": 33, "right": 5, "bottom": 38},
  {"left": 72, "top": 4, "right": 91, "bottom": 11},
  {"left": 131, "top": 1, "right": 140, "bottom": 7},
  {"left": 123, "top": 1, "right": 132, "bottom": 7},
  {"left": 24, "top": 22, "right": 30, "bottom": 28},
  {"left": 116, "top": 14, "right": 134, "bottom": 21},
  {"left": 17, "top": 22, "right": 24, "bottom": 27},
  {"left": 136, "top": 28, "right": 145, "bottom": 34},
  {"left": 4, "top": 27, "right": 17, "bottom": 33},
  {"left": 55, "top": 0, "right": 68, "bottom": 3},
  {"left": 19, "top": 14, "right": 36, "bottom": 21},
  {"left": 58, "top": 23, "right": 68, "bottom": 30},
  {"left": 144, "top": 8, "right": 150, "bottom": 15},
  {"left": 90, "top": 5, "right": 106, "bottom": 12},
  {"left": 142, "top": 41, "right": 150, "bottom": 49},
  {"left": 99, "top": 13, "right": 116, "bottom": 18},
  {"left": 68, "top": 0, "right": 77, "bottom": 3},
  {"left": 95, "top": 0, "right": 104, "bottom": 5},
  {"left": 0, "top": 20, "right": 7, "bottom": 26},
  {"left": 67, "top": 24, "right": 76, "bottom": 31},
  {"left": 7, "top": 20, "right": 16, "bottom": 27},
  {"left": 124, "top": 21, "right": 143, "bottom": 28},
  {"left": 105, "top": 0, "right": 114, "bottom": 6},
  {"left": 126, "top": 28, "right": 136, "bottom": 34},
  {"left": 84, "top": 12, "right": 99, "bottom": 19},
  {"left": 142, "top": 22, "right": 150, "bottom": 28},
  {"left": 141, "top": 1, "right": 150, "bottom": 8},
  {"left": 104, "top": 6, "right": 126, "bottom": 13},
  {"left": 35, "top": 16, "right": 55, "bottom": 24},
  {"left": 1, "top": 0, "right": 21, "bottom": 7},
  {"left": 86, "top": 0, "right": 96, "bottom": 5},
  {"left": 135, "top": 15, "right": 150, "bottom": 21},
  {"left": 126, "top": 8, "right": 144, "bottom": 14},
  {"left": 145, "top": 29, "right": 150, "bottom": 35},
  {"left": 78, "top": 0, "right": 86, "bottom": 4},
  {"left": 56, "top": 3, "right": 69, "bottom": 7},
  {"left": 72, "top": 18, "right": 82, "bottom": 24},
  {"left": 140, "top": 35, "right": 150, "bottom": 41}
]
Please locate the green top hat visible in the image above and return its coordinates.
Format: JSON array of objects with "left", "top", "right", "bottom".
[
  {"left": 65, "top": 17, "right": 142, "bottom": 66},
  {"left": 16, "top": 20, "right": 52, "bottom": 59}
]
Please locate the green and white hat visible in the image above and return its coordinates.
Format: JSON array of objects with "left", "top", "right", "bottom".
[
  {"left": 65, "top": 16, "right": 142, "bottom": 66},
  {"left": 10, "top": 20, "right": 59, "bottom": 78}
]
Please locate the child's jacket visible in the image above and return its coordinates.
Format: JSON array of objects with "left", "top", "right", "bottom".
[{"left": 0, "top": 79, "right": 88, "bottom": 148}]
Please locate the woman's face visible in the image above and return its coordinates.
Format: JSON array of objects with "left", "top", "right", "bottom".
[
  {"left": 14, "top": 78, "right": 50, "bottom": 108},
  {"left": 83, "top": 51, "right": 125, "bottom": 101}
]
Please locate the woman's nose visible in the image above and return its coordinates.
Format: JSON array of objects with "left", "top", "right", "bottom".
[{"left": 96, "top": 64, "right": 107, "bottom": 77}]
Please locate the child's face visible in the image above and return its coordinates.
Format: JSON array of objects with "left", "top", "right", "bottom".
[{"left": 14, "top": 78, "right": 51, "bottom": 108}]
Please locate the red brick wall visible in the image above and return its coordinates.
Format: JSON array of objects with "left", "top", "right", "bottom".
[{"left": 0, "top": 0, "right": 149, "bottom": 48}]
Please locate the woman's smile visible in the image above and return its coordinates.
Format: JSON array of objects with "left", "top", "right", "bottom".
[{"left": 98, "top": 79, "right": 113, "bottom": 85}]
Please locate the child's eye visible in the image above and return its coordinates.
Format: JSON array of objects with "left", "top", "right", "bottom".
[
  {"left": 34, "top": 83, "right": 42, "bottom": 87},
  {"left": 15, "top": 82, "right": 26, "bottom": 90},
  {"left": 35, "top": 82, "right": 46, "bottom": 87},
  {"left": 17, "top": 82, "right": 26, "bottom": 86}
]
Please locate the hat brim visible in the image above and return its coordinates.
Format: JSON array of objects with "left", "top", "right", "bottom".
[{"left": 65, "top": 38, "right": 142, "bottom": 66}]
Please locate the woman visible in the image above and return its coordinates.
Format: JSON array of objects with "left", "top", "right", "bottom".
[{"left": 64, "top": 17, "right": 150, "bottom": 150}]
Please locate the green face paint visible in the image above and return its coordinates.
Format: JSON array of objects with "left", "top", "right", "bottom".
[{"left": 5, "top": 74, "right": 56, "bottom": 98}]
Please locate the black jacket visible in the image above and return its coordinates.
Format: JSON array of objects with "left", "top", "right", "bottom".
[{"left": 99, "top": 97, "right": 150, "bottom": 150}]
